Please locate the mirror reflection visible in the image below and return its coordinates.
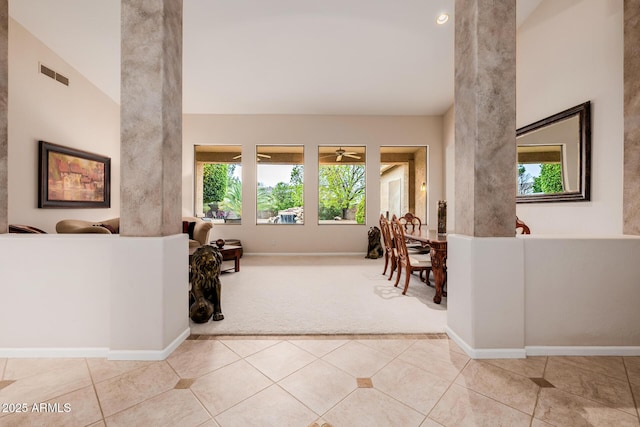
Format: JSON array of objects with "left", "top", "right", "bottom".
[{"left": 516, "top": 101, "right": 591, "bottom": 203}]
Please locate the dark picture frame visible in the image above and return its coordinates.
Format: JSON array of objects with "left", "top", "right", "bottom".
[
  {"left": 516, "top": 101, "right": 591, "bottom": 203},
  {"left": 38, "top": 141, "right": 111, "bottom": 208}
]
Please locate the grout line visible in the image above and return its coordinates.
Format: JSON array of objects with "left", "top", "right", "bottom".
[
  {"left": 423, "top": 356, "right": 470, "bottom": 423},
  {"left": 217, "top": 337, "right": 282, "bottom": 358},
  {"left": 529, "top": 356, "right": 550, "bottom": 426},
  {"left": 85, "top": 358, "right": 107, "bottom": 424},
  {"left": 622, "top": 357, "right": 640, "bottom": 421},
  {"left": 542, "top": 357, "right": 639, "bottom": 419}
]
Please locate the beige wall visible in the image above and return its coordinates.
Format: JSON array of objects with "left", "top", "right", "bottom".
[
  {"left": 183, "top": 115, "right": 443, "bottom": 253},
  {"left": 515, "top": 0, "right": 624, "bottom": 233},
  {"left": 8, "top": 19, "right": 120, "bottom": 232}
]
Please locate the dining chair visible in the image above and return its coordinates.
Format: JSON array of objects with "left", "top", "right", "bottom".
[
  {"left": 399, "top": 212, "right": 421, "bottom": 232},
  {"left": 379, "top": 214, "right": 397, "bottom": 281},
  {"left": 516, "top": 216, "right": 531, "bottom": 234},
  {"left": 390, "top": 217, "right": 432, "bottom": 295},
  {"left": 399, "top": 212, "right": 430, "bottom": 253}
]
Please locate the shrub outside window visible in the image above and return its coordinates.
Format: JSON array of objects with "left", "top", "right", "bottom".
[{"left": 194, "top": 145, "right": 242, "bottom": 224}]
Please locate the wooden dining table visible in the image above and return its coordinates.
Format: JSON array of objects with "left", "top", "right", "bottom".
[{"left": 404, "top": 228, "right": 447, "bottom": 304}]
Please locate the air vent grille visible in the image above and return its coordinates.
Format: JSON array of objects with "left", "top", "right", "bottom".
[
  {"left": 39, "top": 63, "right": 69, "bottom": 86},
  {"left": 55, "top": 73, "right": 69, "bottom": 86},
  {"left": 40, "top": 64, "right": 55, "bottom": 79}
]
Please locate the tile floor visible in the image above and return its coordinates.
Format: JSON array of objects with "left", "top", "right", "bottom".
[{"left": 1, "top": 334, "right": 639, "bottom": 426}]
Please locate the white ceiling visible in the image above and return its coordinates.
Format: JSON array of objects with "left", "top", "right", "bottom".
[{"left": 9, "top": 0, "right": 542, "bottom": 116}]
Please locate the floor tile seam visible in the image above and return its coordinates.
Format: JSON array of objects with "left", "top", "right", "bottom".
[
  {"left": 545, "top": 369, "right": 637, "bottom": 407},
  {"left": 180, "top": 361, "right": 240, "bottom": 382},
  {"left": 274, "top": 379, "right": 337, "bottom": 418},
  {"left": 401, "top": 340, "right": 472, "bottom": 367},
  {"left": 169, "top": 355, "right": 242, "bottom": 380},
  {"left": 1, "top": 360, "right": 92, "bottom": 384},
  {"left": 317, "top": 341, "right": 393, "bottom": 380},
  {"left": 529, "top": 357, "right": 549, "bottom": 422},
  {"left": 243, "top": 349, "right": 319, "bottom": 384},
  {"left": 623, "top": 357, "right": 640, "bottom": 420},
  {"left": 359, "top": 384, "right": 436, "bottom": 423},
  {"left": 365, "top": 379, "right": 439, "bottom": 418},
  {"left": 84, "top": 358, "right": 107, "bottom": 424},
  {"left": 0, "top": 382, "right": 104, "bottom": 424},
  {"left": 91, "top": 360, "right": 163, "bottom": 386},
  {"left": 475, "top": 358, "right": 549, "bottom": 383},
  {"left": 194, "top": 372, "right": 276, "bottom": 420},
  {"left": 423, "top": 368, "right": 464, "bottom": 424},
  {"left": 286, "top": 338, "right": 350, "bottom": 357},
  {"left": 211, "top": 382, "right": 309, "bottom": 423},
  {"left": 315, "top": 355, "right": 363, "bottom": 385},
  {"left": 101, "top": 385, "right": 178, "bottom": 422},
  {"left": 391, "top": 354, "right": 463, "bottom": 384},
  {"left": 368, "top": 349, "right": 407, "bottom": 379},
  {"left": 217, "top": 338, "right": 282, "bottom": 358},
  {"left": 186, "top": 386, "right": 217, "bottom": 424},
  {"left": 355, "top": 338, "right": 418, "bottom": 359},
  {"left": 309, "top": 383, "right": 363, "bottom": 421},
  {"left": 0, "top": 358, "right": 6, "bottom": 381},
  {"left": 450, "top": 379, "right": 537, "bottom": 418},
  {"left": 549, "top": 357, "right": 631, "bottom": 383},
  {"left": 96, "top": 361, "right": 179, "bottom": 418},
  {"left": 24, "top": 378, "right": 96, "bottom": 411},
  {"left": 535, "top": 382, "right": 640, "bottom": 419},
  {"left": 268, "top": 348, "right": 323, "bottom": 383}
]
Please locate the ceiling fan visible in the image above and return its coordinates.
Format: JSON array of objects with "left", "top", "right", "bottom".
[
  {"left": 322, "top": 147, "right": 361, "bottom": 162},
  {"left": 232, "top": 153, "right": 272, "bottom": 161}
]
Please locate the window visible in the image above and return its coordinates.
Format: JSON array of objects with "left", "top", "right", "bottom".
[
  {"left": 194, "top": 145, "right": 242, "bottom": 224},
  {"left": 256, "top": 145, "right": 304, "bottom": 224},
  {"left": 318, "top": 146, "right": 366, "bottom": 224},
  {"left": 380, "top": 146, "right": 427, "bottom": 221}
]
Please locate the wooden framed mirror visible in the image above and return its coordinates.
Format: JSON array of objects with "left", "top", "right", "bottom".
[{"left": 516, "top": 101, "right": 591, "bottom": 203}]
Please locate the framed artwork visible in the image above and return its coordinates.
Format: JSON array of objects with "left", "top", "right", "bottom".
[{"left": 38, "top": 140, "right": 111, "bottom": 208}]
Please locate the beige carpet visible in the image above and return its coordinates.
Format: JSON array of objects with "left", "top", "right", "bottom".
[{"left": 189, "top": 255, "right": 447, "bottom": 335}]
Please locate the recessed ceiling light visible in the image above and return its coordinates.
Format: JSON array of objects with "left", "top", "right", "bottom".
[{"left": 436, "top": 13, "right": 449, "bottom": 25}]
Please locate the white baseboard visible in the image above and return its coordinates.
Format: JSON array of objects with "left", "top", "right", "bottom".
[
  {"left": 445, "top": 327, "right": 526, "bottom": 359},
  {"left": 526, "top": 346, "right": 640, "bottom": 356},
  {"left": 0, "top": 347, "right": 109, "bottom": 358},
  {"left": 0, "top": 329, "right": 191, "bottom": 360},
  {"left": 445, "top": 327, "right": 640, "bottom": 358},
  {"left": 108, "top": 328, "right": 191, "bottom": 361}
]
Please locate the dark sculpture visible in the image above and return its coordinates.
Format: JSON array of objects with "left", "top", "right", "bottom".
[
  {"left": 189, "top": 245, "right": 224, "bottom": 323},
  {"left": 365, "top": 226, "right": 384, "bottom": 259}
]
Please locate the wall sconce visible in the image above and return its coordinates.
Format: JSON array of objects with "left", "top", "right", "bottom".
[{"left": 420, "top": 182, "right": 426, "bottom": 192}]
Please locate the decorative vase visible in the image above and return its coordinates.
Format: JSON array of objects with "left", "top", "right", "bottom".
[
  {"left": 215, "top": 238, "right": 225, "bottom": 248},
  {"left": 437, "top": 200, "right": 447, "bottom": 234}
]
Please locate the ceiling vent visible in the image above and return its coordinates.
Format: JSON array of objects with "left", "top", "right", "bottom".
[{"left": 39, "top": 63, "right": 69, "bottom": 86}]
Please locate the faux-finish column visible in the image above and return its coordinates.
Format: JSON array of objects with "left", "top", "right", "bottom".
[
  {"left": 121, "top": 0, "right": 182, "bottom": 237},
  {"left": 0, "top": 0, "right": 7, "bottom": 234},
  {"left": 454, "top": 0, "right": 516, "bottom": 237},
  {"left": 624, "top": 0, "right": 640, "bottom": 235}
]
